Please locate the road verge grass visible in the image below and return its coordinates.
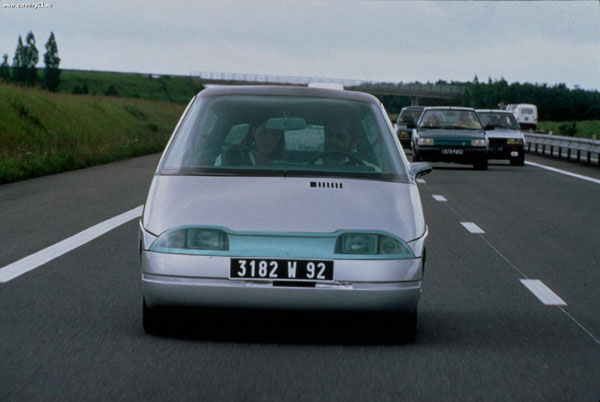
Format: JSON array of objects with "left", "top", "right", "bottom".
[
  {"left": 0, "top": 83, "right": 185, "bottom": 184},
  {"left": 537, "top": 121, "right": 600, "bottom": 140}
]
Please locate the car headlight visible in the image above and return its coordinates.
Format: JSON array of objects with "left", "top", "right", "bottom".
[
  {"left": 507, "top": 138, "right": 523, "bottom": 144},
  {"left": 335, "top": 233, "right": 414, "bottom": 257},
  {"left": 418, "top": 138, "right": 434, "bottom": 146},
  {"left": 151, "top": 227, "right": 229, "bottom": 253},
  {"left": 471, "top": 139, "right": 487, "bottom": 147},
  {"left": 399, "top": 131, "right": 410, "bottom": 138}
]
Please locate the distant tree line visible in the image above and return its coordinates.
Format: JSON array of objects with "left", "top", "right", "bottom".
[
  {"left": 379, "top": 76, "right": 600, "bottom": 122},
  {"left": 0, "top": 31, "right": 61, "bottom": 91},
  {"left": 460, "top": 77, "right": 600, "bottom": 122}
]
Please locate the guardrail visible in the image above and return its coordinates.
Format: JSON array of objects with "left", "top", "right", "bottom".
[{"left": 524, "top": 133, "right": 600, "bottom": 166}]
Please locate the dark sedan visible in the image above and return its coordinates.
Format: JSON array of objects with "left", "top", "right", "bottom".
[
  {"left": 412, "top": 107, "right": 488, "bottom": 170},
  {"left": 394, "top": 106, "right": 425, "bottom": 150}
]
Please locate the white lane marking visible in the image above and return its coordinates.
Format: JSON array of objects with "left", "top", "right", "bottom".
[
  {"left": 432, "top": 195, "right": 447, "bottom": 202},
  {"left": 416, "top": 178, "right": 426, "bottom": 184},
  {"left": 525, "top": 161, "right": 600, "bottom": 185},
  {"left": 520, "top": 279, "right": 567, "bottom": 306},
  {"left": 460, "top": 222, "right": 485, "bottom": 234},
  {"left": 0, "top": 205, "right": 144, "bottom": 283}
]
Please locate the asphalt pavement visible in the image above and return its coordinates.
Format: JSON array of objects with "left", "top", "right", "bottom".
[{"left": 0, "top": 152, "right": 598, "bottom": 402}]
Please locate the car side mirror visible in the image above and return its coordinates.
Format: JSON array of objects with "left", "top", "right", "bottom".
[
  {"left": 410, "top": 162, "right": 433, "bottom": 179},
  {"left": 484, "top": 124, "right": 495, "bottom": 130}
]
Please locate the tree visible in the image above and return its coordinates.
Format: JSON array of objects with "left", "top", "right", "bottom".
[
  {"left": 0, "top": 54, "right": 9, "bottom": 82},
  {"left": 12, "top": 36, "right": 27, "bottom": 84},
  {"left": 23, "top": 31, "right": 39, "bottom": 86},
  {"left": 43, "top": 32, "right": 61, "bottom": 91}
]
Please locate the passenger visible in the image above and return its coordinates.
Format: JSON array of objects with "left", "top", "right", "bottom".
[
  {"left": 250, "top": 122, "right": 285, "bottom": 166},
  {"left": 322, "top": 120, "right": 360, "bottom": 165}
]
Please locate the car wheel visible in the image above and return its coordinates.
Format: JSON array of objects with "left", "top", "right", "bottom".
[
  {"left": 143, "top": 298, "right": 165, "bottom": 334},
  {"left": 412, "top": 146, "right": 421, "bottom": 162},
  {"left": 473, "top": 159, "right": 488, "bottom": 170},
  {"left": 510, "top": 155, "right": 525, "bottom": 166},
  {"left": 399, "top": 308, "right": 418, "bottom": 343}
]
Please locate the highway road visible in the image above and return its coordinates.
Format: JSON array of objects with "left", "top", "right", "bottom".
[{"left": 0, "top": 153, "right": 599, "bottom": 401}]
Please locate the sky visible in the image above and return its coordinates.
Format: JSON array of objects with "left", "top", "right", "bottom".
[{"left": 1, "top": 0, "right": 599, "bottom": 90}]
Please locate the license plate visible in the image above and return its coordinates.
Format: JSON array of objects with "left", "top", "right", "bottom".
[
  {"left": 441, "top": 148, "right": 464, "bottom": 155},
  {"left": 230, "top": 259, "right": 334, "bottom": 281}
]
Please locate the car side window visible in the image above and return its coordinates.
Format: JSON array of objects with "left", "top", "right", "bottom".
[{"left": 361, "top": 115, "right": 378, "bottom": 145}]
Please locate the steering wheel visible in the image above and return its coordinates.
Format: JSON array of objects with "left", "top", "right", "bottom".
[{"left": 309, "top": 151, "right": 366, "bottom": 166}]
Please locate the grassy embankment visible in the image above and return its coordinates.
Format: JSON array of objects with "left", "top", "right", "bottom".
[
  {"left": 58, "top": 69, "right": 204, "bottom": 104},
  {"left": 537, "top": 121, "right": 599, "bottom": 140},
  {"left": 0, "top": 83, "right": 185, "bottom": 184}
]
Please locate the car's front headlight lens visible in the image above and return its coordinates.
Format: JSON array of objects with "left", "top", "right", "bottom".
[
  {"left": 507, "top": 138, "right": 523, "bottom": 144},
  {"left": 418, "top": 138, "right": 434, "bottom": 146},
  {"left": 336, "top": 233, "right": 413, "bottom": 256},
  {"left": 471, "top": 139, "right": 487, "bottom": 147},
  {"left": 151, "top": 227, "right": 229, "bottom": 252}
]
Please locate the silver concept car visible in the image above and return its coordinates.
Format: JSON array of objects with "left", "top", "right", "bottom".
[{"left": 139, "top": 85, "right": 432, "bottom": 339}]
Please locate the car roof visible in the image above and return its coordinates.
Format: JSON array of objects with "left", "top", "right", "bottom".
[
  {"left": 400, "top": 106, "right": 425, "bottom": 111},
  {"left": 422, "top": 106, "right": 476, "bottom": 112},
  {"left": 197, "top": 85, "right": 380, "bottom": 104},
  {"left": 476, "top": 109, "right": 514, "bottom": 113}
]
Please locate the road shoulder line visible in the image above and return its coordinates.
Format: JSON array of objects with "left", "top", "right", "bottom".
[
  {"left": 0, "top": 205, "right": 144, "bottom": 283},
  {"left": 525, "top": 161, "right": 600, "bottom": 185}
]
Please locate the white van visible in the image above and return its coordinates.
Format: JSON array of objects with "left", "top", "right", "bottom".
[{"left": 505, "top": 104, "right": 537, "bottom": 130}]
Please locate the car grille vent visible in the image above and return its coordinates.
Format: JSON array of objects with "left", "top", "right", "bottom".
[{"left": 310, "top": 181, "right": 343, "bottom": 189}]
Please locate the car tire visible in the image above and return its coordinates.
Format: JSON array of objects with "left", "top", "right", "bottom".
[
  {"left": 473, "top": 159, "right": 488, "bottom": 170},
  {"left": 510, "top": 155, "right": 525, "bottom": 166},
  {"left": 143, "top": 298, "right": 165, "bottom": 334},
  {"left": 399, "top": 308, "right": 418, "bottom": 343},
  {"left": 412, "top": 146, "right": 421, "bottom": 162}
]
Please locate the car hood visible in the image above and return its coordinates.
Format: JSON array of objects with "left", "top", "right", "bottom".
[
  {"left": 143, "top": 175, "right": 425, "bottom": 242},
  {"left": 485, "top": 129, "right": 525, "bottom": 139},
  {"left": 418, "top": 128, "right": 485, "bottom": 139}
]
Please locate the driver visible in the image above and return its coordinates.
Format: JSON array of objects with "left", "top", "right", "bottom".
[{"left": 323, "top": 120, "right": 359, "bottom": 165}]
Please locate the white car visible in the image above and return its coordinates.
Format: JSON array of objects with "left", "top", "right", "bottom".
[{"left": 477, "top": 109, "right": 526, "bottom": 166}]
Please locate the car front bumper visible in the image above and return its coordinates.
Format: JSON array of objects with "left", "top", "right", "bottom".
[
  {"left": 488, "top": 144, "right": 524, "bottom": 160},
  {"left": 141, "top": 251, "right": 423, "bottom": 313},
  {"left": 416, "top": 146, "right": 487, "bottom": 163}
]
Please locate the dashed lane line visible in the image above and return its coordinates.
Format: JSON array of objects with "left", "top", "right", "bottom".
[
  {"left": 520, "top": 279, "right": 567, "bottom": 306},
  {"left": 419, "top": 181, "right": 599, "bottom": 346},
  {"left": 460, "top": 222, "right": 485, "bottom": 234}
]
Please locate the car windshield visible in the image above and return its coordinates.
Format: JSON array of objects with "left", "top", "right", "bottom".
[
  {"left": 478, "top": 112, "right": 521, "bottom": 130},
  {"left": 160, "top": 94, "right": 409, "bottom": 182},
  {"left": 398, "top": 109, "right": 423, "bottom": 124},
  {"left": 418, "top": 109, "right": 483, "bottom": 130}
]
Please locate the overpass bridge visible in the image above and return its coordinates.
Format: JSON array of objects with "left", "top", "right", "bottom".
[{"left": 192, "top": 71, "right": 464, "bottom": 105}]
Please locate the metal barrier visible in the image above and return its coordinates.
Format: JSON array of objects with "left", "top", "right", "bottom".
[
  {"left": 190, "top": 71, "right": 464, "bottom": 100},
  {"left": 524, "top": 133, "right": 600, "bottom": 166}
]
